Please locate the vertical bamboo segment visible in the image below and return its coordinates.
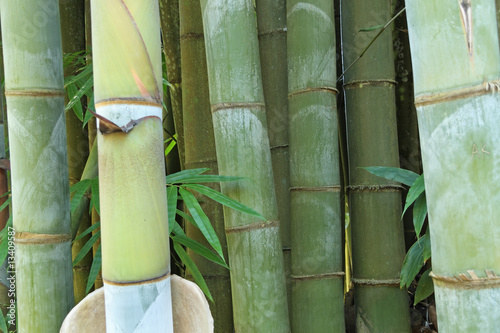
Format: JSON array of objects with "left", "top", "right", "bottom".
[
  {"left": 91, "top": 0, "right": 173, "bottom": 331},
  {"left": 287, "top": 1, "right": 345, "bottom": 331},
  {"left": 179, "top": 1, "right": 234, "bottom": 332},
  {"left": 255, "top": 0, "right": 292, "bottom": 315},
  {"left": 200, "top": 0, "right": 290, "bottom": 331},
  {"left": 60, "top": 0, "right": 93, "bottom": 304},
  {"left": 0, "top": 1, "right": 75, "bottom": 331},
  {"left": 340, "top": 1, "right": 411, "bottom": 331},
  {"left": 159, "top": 0, "right": 184, "bottom": 169},
  {"left": 406, "top": 0, "right": 500, "bottom": 331}
]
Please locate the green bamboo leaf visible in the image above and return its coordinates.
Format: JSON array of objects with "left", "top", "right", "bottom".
[
  {"left": 165, "top": 168, "right": 210, "bottom": 184},
  {"left": 362, "top": 166, "right": 419, "bottom": 187},
  {"left": 167, "top": 186, "right": 178, "bottom": 234},
  {"left": 183, "top": 183, "right": 265, "bottom": 220},
  {"left": 164, "top": 135, "right": 177, "bottom": 157},
  {"left": 64, "top": 62, "right": 93, "bottom": 87},
  {"left": 171, "top": 234, "right": 228, "bottom": 268},
  {"left": 83, "top": 96, "right": 95, "bottom": 128},
  {"left": 402, "top": 174, "right": 425, "bottom": 217},
  {"left": 86, "top": 245, "right": 102, "bottom": 294},
  {"left": 171, "top": 220, "right": 186, "bottom": 237},
  {"left": 359, "top": 24, "right": 384, "bottom": 32},
  {"left": 0, "top": 309, "right": 8, "bottom": 333},
  {"left": 174, "top": 175, "right": 246, "bottom": 184},
  {"left": 73, "top": 231, "right": 101, "bottom": 267},
  {"left": 414, "top": 268, "right": 434, "bottom": 305},
  {"left": 90, "top": 177, "right": 100, "bottom": 215},
  {"left": 400, "top": 232, "right": 431, "bottom": 288},
  {"left": 70, "top": 179, "right": 92, "bottom": 215},
  {"left": 65, "top": 75, "right": 93, "bottom": 114},
  {"left": 73, "top": 221, "right": 101, "bottom": 243},
  {"left": 0, "top": 217, "right": 13, "bottom": 267},
  {"left": 179, "top": 188, "right": 223, "bottom": 259},
  {"left": 173, "top": 242, "right": 213, "bottom": 302},
  {"left": 0, "top": 195, "right": 12, "bottom": 213},
  {"left": 413, "top": 193, "right": 427, "bottom": 238},
  {"left": 176, "top": 209, "right": 197, "bottom": 228},
  {"left": 66, "top": 83, "right": 83, "bottom": 121}
]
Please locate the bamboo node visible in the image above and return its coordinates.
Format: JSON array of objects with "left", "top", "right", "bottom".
[
  {"left": 347, "top": 184, "right": 404, "bottom": 193},
  {"left": 258, "top": 27, "right": 287, "bottom": 38},
  {"left": 289, "top": 185, "right": 341, "bottom": 192},
  {"left": 225, "top": 218, "right": 279, "bottom": 234},
  {"left": 211, "top": 102, "right": 265, "bottom": 113},
  {"left": 430, "top": 270, "right": 500, "bottom": 289},
  {"left": 15, "top": 232, "right": 72, "bottom": 245},
  {"left": 288, "top": 86, "right": 339, "bottom": 98},
  {"left": 351, "top": 278, "right": 400, "bottom": 286},
  {"left": 103, "top": 272, "right": 171, "bottom": 286},
  {"left": 5, "top": 89, "right": 65, "bottom": 97},
  {"left": 343, "top": 79, "right": 397, "bottom": 89},
  {"left": 291, "top": 272, "right": 345, "bottom": 281}
]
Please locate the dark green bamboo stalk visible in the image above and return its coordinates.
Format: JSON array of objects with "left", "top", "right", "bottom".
[
  {"left": 60, "top": 0, "right": 92, "bottom": 304},
  {"left": 406, "top": 0, "right": 500, "bottom": 331},
  {"left": 179, "top": 1, "right": 233, "bottom": 332},
  {"left": 1, "top": 1, "right": 75, "bottom": 331},
  {"left": 160, "top": 0, "right": 184, "bottom": 169},
  {"left": 287, "top": 1, "right": 345, "bottom": 331},
  {"left": 255, "top": 0, "right": 292, "bottom": 315},
  {"left": 340, "top": 1, "right": 411, "bottom": 331},
  {"left": 200, "top": 0, "right": 290, "bottom": 331}
]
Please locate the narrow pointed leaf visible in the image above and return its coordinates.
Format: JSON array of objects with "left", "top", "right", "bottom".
[
  {"left": 402, "top": 174, "right": 425, "bottom": 217},
  {"left": 165, "top": 168, "right": 210, "bottom": 184},
  {"left": 90, "top": 177, "right": 100, "bottom": 215},
  {"left": 414, "top": 268, "right": 434, "bottom": 305},
  {"left": 0, "top": 310, "right": 7, "bottom": 333},
  {"left": 400, "top": 232, "right": 431, "bottom": 288},
  {"left": 167, "top": 186, "right": 178, "bottom": 234},
  {"left": 413, "top": 193, "right": 427, "bottom": 238},
  {"left": 86, "top": 245, "right": 102, "bottom": 294},
  {"left": 73, "top": 221, "right": 101, "bottom": 243},
  {"left": 0, "top": 217, "right": 13, "bottom": 266},
  {"left": 179, "top": 187, "right": 223, "bottom": 258},
  {"left": 171, "top": 234, "right": 228, "bottom": 268},
  {"left": 171, "top": 220, "right": 186, "bottom": 237},
  {"left": 362, "top": 166, "right": 420, "bottom": 187},
  {"left": 66, "top": 83, "right": 83, "bottom": 121},
  {"left": 173, "top": 242, "right": 213, "bottom": 302},
  {"left": 73, "top": 231, "right": 101, "bottom": 267},
  {"left": 176, "top": 209, "right": 197, "bottom": 229},
  {"left": 0, "top": 196, "right": 12, "bottom": 214},
  {"left": 69, "top": 179, "right": 92, "bottom": 215},
  {"left": 182, "top": 183, "right": 265, "bottom": 220}
]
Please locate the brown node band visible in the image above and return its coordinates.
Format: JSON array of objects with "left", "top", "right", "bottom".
[
  {"left": 430, "top": 270, "right": 500, "bottom": 290},
  {"left": 351, "top": 278, "right": 400, "bottom": 286},
  {"left": 95, "top": 98, "right": 161, "bottom": 108},
  {"left": 343, "top": 79, "right": 397, "bottom": 89},
  {"left": 180, "top": 32, "right": 204, "bottom": 40},
  {"left": 290, "top": 185, "right": 341, "bottom": 192},
  {"left": 103, "top": 271, "right": 171, "bottom": 286},
  {"left": 5, "top": 89, "right": 65, "bottom": 97},
  {"left": 225, "top": 218, "right": 279, "bottom": 234},
  {"left": 347, "top": 184, "right": 404, "bottom": 193},
  {"left": 291, "top": 272, "right": 345, "bottom": 281},
  {"left": 15, "top": 232, "right": 72, "bottom": 245},
  {"left": 415, "top": 79, "right": 500, "bottom": 107},
  {"left": 211, "top": 102, "right": 265, "bottom": 113},
  {"left": 258, "top": 28, "right": 287, "bottom": 38},
  {"left": 288, "top": 86, "right": 339, "bottom": 98}
]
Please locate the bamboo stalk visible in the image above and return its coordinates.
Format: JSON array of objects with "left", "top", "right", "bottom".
[
  {"left": 406, "top": 0, "right": 500, "bottom": 331},
  {"left": 340, "top": 1, "right": 411, "bottom": 331},
  {"left": 0, "top": 1, "right": 75, "bottom": 331},
  {"left": 287, "top": 1, "right": 345, "bottom": 331},
  {"left": 200, "top": 0, "right": 290, "bottom": 331},
  {"left": 90, "top": 0, "right": 173, "bottom": 330},
  {"left": 179, "top": 0, "right": 234, "bottom": 331}
]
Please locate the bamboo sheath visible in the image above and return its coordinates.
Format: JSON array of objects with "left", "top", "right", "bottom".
[
  {"left": 1, "top": 0, "right": 75, "bottom": 331},
  {"left": 406, "top": 0, "right": 500, "bottom": 331}
]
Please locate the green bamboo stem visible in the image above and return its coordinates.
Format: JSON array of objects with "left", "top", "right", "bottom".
[
  {"left": 91, "top": 0, "right": 173, "bottom": 330},
  {"left": 406, "top": 0, "right": 500, "bottom": 331},
  {"left": 255, "top": 0, "right": 292, "bottom": 315},
  {"left": 287, "top": 1, "right": 345, "bottom": 331},
  {"left": 200, "top": 0, "right": 290, "bottom": 331},
  {"left": 60, "top": 0, "right": 92, "bottom": 304},
  {"left": 340, "top": 1, "right": 411, "bottom": 331},
  {"left": 179, "top": 1, "right": 233, "bottom": 331},
  {"left": 1, "top": 1, "right": 75, "bottom": 331},
  {"left": 159, "top": 0, "right": 184, "bottom": 169}
]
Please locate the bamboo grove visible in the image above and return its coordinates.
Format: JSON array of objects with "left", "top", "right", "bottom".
[{"left": 0, "top": 0, "right": 498, "bottom": 332}]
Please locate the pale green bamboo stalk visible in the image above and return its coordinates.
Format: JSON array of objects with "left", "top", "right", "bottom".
[
  {"left": 340, "top": 0, "right": 411, "bottom": 331},
  {"left": 287, "top": 1, "right": 345, "bottom": 331},
  {"left": 255, "top": 0, "right": 292, "bottom": 316},
  {"left": 91, "top": 0, "right": 173, "bottom": 331},
  {"left": 0, "top": 1, "right": 75, "bottom": 331},
  {"left": 179, "top": 1, "right": 234, "bottom": 331},
  {"left": 200, "top": 0, "right": 290, "bottom": 331},
  {"left": 406, "top": 0, "right": 500, "bottom": 331}
]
